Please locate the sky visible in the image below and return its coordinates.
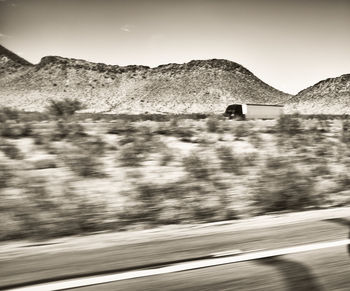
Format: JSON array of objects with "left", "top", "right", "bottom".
[{"left": 0, "top": 0, "right": 349, "bottom": 94}]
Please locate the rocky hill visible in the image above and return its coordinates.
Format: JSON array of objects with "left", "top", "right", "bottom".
[
  {"left": 0, "top": 45, "right": 33, "bottom": 77},
  {"left": 0, "top": 45, "right": 291, "bottom": 113},
  {"left": 286, "top": 74, "right": 350, "bottom": 114}
]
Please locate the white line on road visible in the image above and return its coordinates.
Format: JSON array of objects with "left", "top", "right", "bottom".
[{"left": 6, "top": 239, "right": 350, "bottom": 291}]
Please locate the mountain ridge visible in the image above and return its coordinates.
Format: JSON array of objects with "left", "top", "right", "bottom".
[
  {"left": 0, "top": 45, "right": 291, "bottom": 113},
  {"left": 0, "top": 45, "right": 33, "bottom": 66},
  {"left": 286, "top": 73, "right": 350, "bottom": 114}
]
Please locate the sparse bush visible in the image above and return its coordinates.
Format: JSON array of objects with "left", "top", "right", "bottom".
[
  {"left": 248, "top": 132, "right": 263, "bottom": 148},
  {"left": 0, "top": 122, "right": 13, "bottom": 138},
  {"left": 254, "top": 159, "right": 317, "bottom": 213},
  {"left": 119, "top": 180, "right": 233, "bottom": 226},
  {"left": 0, "top": 142, "right": 23, "bottom": 159},
  {"left": 183, "top": 152, "right": 211, "bottom": 180},
  {"left": 176, "top": 127, "right": 195, "bottom": 141},
  {"left": 74, "top": 135, "right": 106, "bottom": 157},
  {"left": 315, "top": 119, "right": 331, "bottom": 133},
  {"left": 33, "top": 158, "right": 57, "bottom": 169},
  {"left": 0, "top": 179, "right": 111, "bottom": 240},
  {"left": 160, "top": 149, "right": 174, "bottom": 166},
  {"left": 118, "top": 182, "right": 176, "bottom": 225},
  {"left": 0, "top": 121, "right": 33, "bottom": 138},
  {"left": 206, "top": 117, "right": 220, "bottom": 133},
  {"left": 0, "top": 107, "right": 19, "bottom": 122},
  {"left": 311, "top": 162, "right": 330, "bottom": 177},
  {"left": 51, "top": 121, "right": 87, "bottom": 141},
  {"left": 216, "top": 146, "right": 243, "bottom": 175},
  {"left": 46, "top": 98, "right": 85, "bottom": 118},
  {"left": 170, "top": 117, "right": 178, "bottom": 127},
  {"left": 119, "top": 136, "right": 137, "bottom": 146},
  {"left": 119, "top": 140, "right": 147, "bottom": 167},
  {"left": 341, "top": 119, "right": 350, "bottom": 144},
  {"left": 0, "top": 163, "right": 13, "bottom": 188},
  {"left": 337, "top": 174, "right": 350, "bottom": 189},
  {"left": 154, "top": 122, "right": 194, "bottom": 140},
  {"left": 65, "top": 153, "right": 104, "bottom": 177},
  {"left": 33, "top": 132, "right": 46, "bottom": 145},
  {"left": 233, "top": 123, "right": 250, "bottom": 140},
  {"left": 107, "top": 121, "right": 137, "bottom": 135},
  {"left": 241, "top": 152, "right": 258, "bottom": 167},
  {"left": 276, "top": 114, "right": 302, "bottom": 135}
]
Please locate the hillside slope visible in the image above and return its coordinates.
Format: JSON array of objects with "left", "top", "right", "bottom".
[
  {"left": 286, "top": 74, "right": 350, "bottom": 114},
  {"left": 0, "top": 46, "right": 291, "bottom": 113}
]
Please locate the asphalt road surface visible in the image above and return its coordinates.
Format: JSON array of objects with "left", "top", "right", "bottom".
[
  {"left": 1, "top": 209, "right": 350, "bottom": 290},
  {"left": 70, "top": 246, "right": 350, "bottom": 291}
]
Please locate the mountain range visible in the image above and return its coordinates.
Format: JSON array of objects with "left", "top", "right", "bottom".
[
  {"left": 0, "top": 44, "right": 349, "bottom": 114},
  {"left": 286, "top": 74, "right": 350, "bottom": 114}
]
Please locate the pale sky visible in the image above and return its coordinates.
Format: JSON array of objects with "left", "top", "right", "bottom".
[{"left": 1, "top": 0, "right": 349, "bottom": 94}]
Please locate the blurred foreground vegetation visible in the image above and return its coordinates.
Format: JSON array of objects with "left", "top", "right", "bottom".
[{"left": 1, "top": 101, "right": 350, "bottom": 241}]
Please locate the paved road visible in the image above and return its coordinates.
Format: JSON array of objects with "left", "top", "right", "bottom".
[
  {"left": 71, "top": 245, "right": 350, "bottom": 291},
  {"left": 1, "top": 211, "right": 350, "bottom": 290}
]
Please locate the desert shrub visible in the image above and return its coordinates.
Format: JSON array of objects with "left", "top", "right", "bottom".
[
  {"left": 276, "top": 114, "right": 302, "bottom": 135},
  {"left": 0, "top": 142, "right": 23, "bottom": 159},
  {"left": 19, "top": 122, "right": 33, "bottom": 137},
  {"left": 137, "top": 126, "right": 154, "bottom": 142},
  {"left": 315, "top": 143, "right": 333, "bottom": 157},
  {"left": 65, "top": 153, "right": 104, "bottom": 177},
  {"left": 233, "top": 123, "right": 251, "bottom": 140},
  {"left": 119, "top": 180, "right": 233, "bottom": 226},
  {"left": 119, "top": 141, "right": 147, "bottom": 167},
  {"left": 160, "top": 149, "right": 174, "bottom": 166},
  {"left": 0, "top": 122, "right": 33, "bottom": 138},
  {"left": 50, "top": 121, "right": 86, "bottom": 141},
  {"left": 315, "top": 119, "right": 331, "bottom": 133},
  {"left": 0, "top": 163, "right": 13, "bottom": 188},
  {"left": 206, "top": 117, "right": 221, "bottom": 133},
  {"left": 74, "top": 135, "right": 106, "bottom": 157},
  {"left": 170, "top": 117, "right": 178, "bottom": 127},
  {"left": 46, "top": 98, "right": 85, "bottom": 118},
  {"left": 170, "top": 127, "right": 194, "bottom": 140},
  {"left": 183, "top": 152, "right": 211, "bottom": 180},
  {"left": 241, "top": 152, "right": 258, "bottom": 167},
  {"left": 0, "top": 122, "right": 13, "bottom": 138},
  {"left": 254, "top": 158, "right": 317, "bottom": 213},
  {"left": 58, "top": 188, "right": 110, "bottom": 234},
  {"left": 216, "top": 146, "right": 243, "bottom": 175},
  {"left": 0, "top": 107, "right": 19, "bottom": 122},
  {"left": 154, "top": 122, "right": 194, "bottom": 140},
  {"left": 120, "top": 128, "right": 161, "bottom": 165},
  {"left": 341, "top": 119, "right": 350, "bottom": 144},
  {"left": 337, "top": 174, "right": 350, "bottom": 189},
  {"left": 183, "top": 113, "right": 208, "bottom": 120},
  {"left": 119, "top": 135, "right": 137, "bottom": 145},
  {"left": 153, "top": 123, "right": 172, "bottom": 136},
  {"left": 0, "top": 180, "right": 111, "bottom": 240},
  {"left": 118, "top": 183, "right": 176, "bottom": 225},
  {"left": 248, "top": 132, "right": 263, "bottom": 148},
  {"left": 118, "top": 128, "right": 161, "bottom": 167},
  {"left": 107, "top": 121, "right": 137, "bottom": 135},
  {"left": 292, "top": 133, "right": 313, "bottom": 154},
  {"left": 33, "top": 158, "right": 57, "bottom": 169},
  {"left": 175, "top": 127, "right": 194, "bottom": 140},
  {"left": 123, "top": 183, "right": 165, "bottom": 223},
  {"left": 33, "top": 132, "right": 46, "bottom": 145},
  {"left": 311, "top": 162, "right": 330, "bottom": 177}
]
